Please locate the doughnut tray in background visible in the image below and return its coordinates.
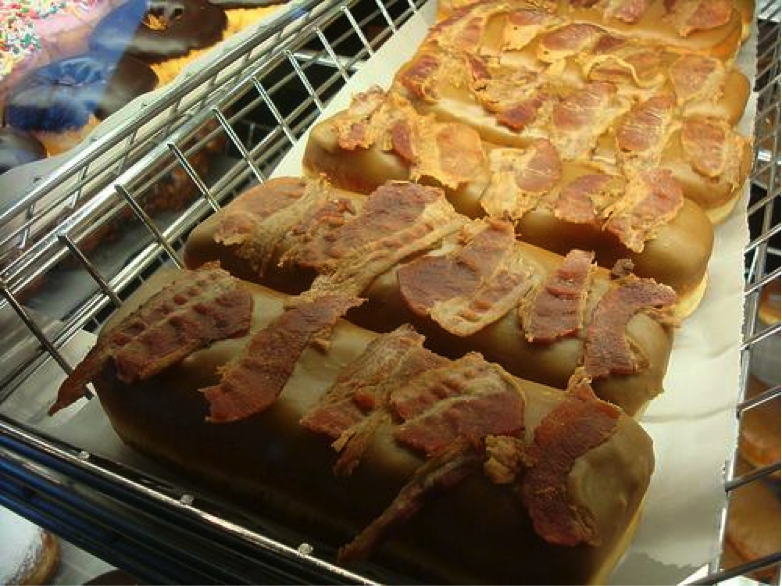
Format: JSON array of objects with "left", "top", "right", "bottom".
[{"left": 0, "top": 1, "right": 778, "bottom": 585}]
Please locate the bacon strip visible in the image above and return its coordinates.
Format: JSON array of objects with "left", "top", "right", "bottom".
[
  {"left": 520, "top": 382, "right": 621, "bottom": 546},
  {"left": 666, "top": 0, "right": 733, "bottom": 37},
  {"left": 503, "top": 10, "right": 564, "bottom": 51},
  {"left": 215, "top": 178, "right": 334, "bottom": 277},
  {"left": 301, "top": 325, "right": 446, "bottom": 475},
  {"left": 668, "top": 55, "right": 725, "bottom": 105},
  {"left": 335, "top": 89, "right": 486, "bottom": 189},
  {"left": 473, "top": 67, "right": 549, "bottom": 132},
  {"left": 292, "top": 182, "right": 466, "bottom": 303},
  {"left": 584, "top": 43, "right": 664, "bottom": 88},
  {"left": 398, "top": 220, "right": 536, "bottom": 336},
  {"left": 331, "top": 86, "right": 387, "bottom": 150},
  {"left": 523, "top": 250, "right": 595, "bottom": 343},
  {"left": 538, "top": 23, "right": 604, "bottom": 62},
  {"left": 398, "top": 53, "right": 443, "bottom": 102},
  {"left": 603, "top": 0, "right": 648, "bottom": 23},
  {"left": 616, "top": 93, "right": 676, "bottom": 175},
  {"left": 680, "top": 116, "right": 728, "bottom": 178},
  {"left": 481, "top": 140, "right": 561, "bottom": 219},
  {"left": 553, "top": 173, "right": 621, "bottom": 224},
  {"left": 338, "top": 439, "right": 483, "bottom": 563},
  {"left": 604, "top": 169, "right": 684, "bottom": 253},
  {"left": 583, "top": 277, "right": 676, "bottom": 379},
  {"left": 392, "top": 353, "right": 526, "bottom": 456},
  {"left": 202, "top": 294, "right": 363, "bottom": 423},
  {"left": 50, "top": 266, "right": 253, "bottom": 415},
  {"left": 552, "top": 82, "right": 629, "bottom": 160}
]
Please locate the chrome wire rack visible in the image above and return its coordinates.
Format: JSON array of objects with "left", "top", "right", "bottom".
[{"left": 0, "top": 0, "right": 778, "bottom": 583}]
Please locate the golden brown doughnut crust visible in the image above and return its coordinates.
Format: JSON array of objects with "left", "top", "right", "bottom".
[{"left": 93, "top": 271, "right": 655, "bottom": 584}]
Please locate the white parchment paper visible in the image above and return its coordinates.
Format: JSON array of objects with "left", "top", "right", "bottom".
[{"left": 1, "top": 2, "right": 755, "bottom": 583}]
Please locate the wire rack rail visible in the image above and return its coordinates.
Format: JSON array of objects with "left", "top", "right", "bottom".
[{"left": 0, "top": 0, "right": 779, "bottom": 583}]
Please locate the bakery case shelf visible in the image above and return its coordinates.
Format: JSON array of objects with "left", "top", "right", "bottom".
[{"left": 0, "top": 0, "right": 779, "bottom": 584}]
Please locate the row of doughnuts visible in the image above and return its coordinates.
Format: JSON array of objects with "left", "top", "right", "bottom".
[{"left": 301, "top": 0, "right": 755, "bottom": 318}]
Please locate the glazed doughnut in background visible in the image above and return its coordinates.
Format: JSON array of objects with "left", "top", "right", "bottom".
[
  {"left": 3, "top": 53, "right": 158, "bottom": 155},
  {"left": 89, "top": 0, "right": 283, "bottom": 86},
  {"left": 724, "top": 459, "right": 781, "bottom": 583}
]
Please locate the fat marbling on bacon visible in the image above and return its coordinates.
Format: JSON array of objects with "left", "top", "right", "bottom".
[
  {"left": 50, "top": 265, "right": 254, "bottom": 415},
  {"left": 480, "top": 139, "right": 562, "bottom": 219},
  {"left": 520, "top": 381, "right": 622, "bottom": 546},
  {"left": 301, "top": 325, "right": 446, "bottom": 475},
  {"left": 523, "top": 249, "right": 596, "bottom": 343},
  {"left": 583, "top": 276, "right": 677, "bottom": 379},
  {"left": 603, "top": 168, "right": 684, "bottom": 253},
  {"left": 290, "top": 182, "right": 467, "bottom": 303},
  {"left": 397, "top": 219, "right": 537, "bottom": 336}
]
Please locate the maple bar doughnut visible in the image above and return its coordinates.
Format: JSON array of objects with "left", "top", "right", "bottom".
[
  {"left": 50, "top": 265, "right": 655, "bottom": 584},
  {"left": 184, "top": 178, "right": 676, "bottom": 416},
  {"left": 303, "top": 89, "right": 713, "bottom": 311},
  {"left": 435, "top": 0, "right": 748, "bottom": 59}
]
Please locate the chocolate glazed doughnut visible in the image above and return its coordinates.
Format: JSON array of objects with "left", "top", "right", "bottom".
[{"left": 89, "top": 0, "right": 228, "bottom": 64}]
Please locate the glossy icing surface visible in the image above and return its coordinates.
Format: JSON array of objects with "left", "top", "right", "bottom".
[
  {"left": 89, "top": 0, "right": 227, "bottom": 63},
  {"left": 0, "top": 127, "right": 47, "bottom": 173}
]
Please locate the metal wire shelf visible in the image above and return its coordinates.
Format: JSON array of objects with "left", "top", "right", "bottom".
[{"left": 0, "top": 0, "right": 778, "bottom": 583}]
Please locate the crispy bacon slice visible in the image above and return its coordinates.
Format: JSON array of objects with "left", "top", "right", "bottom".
[
  {"left": 202, "top": 294, "right": 363, "bottom": 423},
  {"left": 398, "top": 220, "right": 536, "bottom": 336},
  {"left": 583, "top": 277, "right": 676, "bottom": 379},
  {"left": 481, "top": 140, "right": 562, "bottom": 219},
  {"left": 538, "top": 23, "right": 605, "bottom": 62},
  {"left": 680, "top": 116, "right": 731, "bottom": 178},
  {"left": 666, "top": 0, "right": 733, "bottom": 37},
  {"left": 215, "top": 178, "right": 334, "bottom": 277},
  {"left": 292, "top": 182, "right": 466, "bottom": 303},
  {"left": 520, "top": 382, "right": 621, "bottom": 546},
  {"left": 552, "top": 82, "right": 629, "bottom": 160},
  {"left": 50, "top": 266, "right": 253, "bottom": 415},
  {"left": 503, "top": 10, "right": 564, "bottom": 51},
  {"left": 473, "top": 67, "right": 549, "bottom": 131},
  {"left": 398, "top": 53, "right": 443, "bottom": 102},
  {"left": 392, "top": 352, "right": 526, "bottom": 456},
  {"left": 604, "top": 169, "right": 684, "bottom": 253},
  {"left": 553, "top": 173, "right": 621, "bottom": 224},
  {"left": 414, "top": 121, "right": 487, "bottom": 188},
  {"left": 212, "top": 179, "right": 305, "bottom": 247},
  {"left": 584, "top": 42, "right": 664, "bottom": 88},
  {"left": 616, "top": 93, "right": 676, "bottom": 174},
  {"left": 301, "top": 325, "right": 446, "bottom": 475},
  {"left": 338, "top": 438, "right": 483, "bottom": 563},
  {"left": 668, "top": 55, "right": 725, "bottom": 105},
  {"left": 523, "top": 250, "right": 595, "bottom": 343},
  {"left": 331, "top": 86, "right": 387, "bottom": 150},
  {"left": 603, "top": 0, "right": 648, "bottom": 23}
]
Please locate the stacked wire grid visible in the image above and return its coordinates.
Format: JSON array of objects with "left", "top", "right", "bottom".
[{"left": 0, "top": 0, "right": 778, "bottom": 583}]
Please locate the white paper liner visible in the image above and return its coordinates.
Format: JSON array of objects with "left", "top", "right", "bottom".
[{"left": 0, "top": 2, "right": 757, "bottom": 583}]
